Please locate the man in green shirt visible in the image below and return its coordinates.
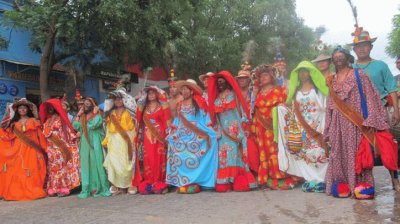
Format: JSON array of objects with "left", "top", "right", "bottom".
[{"left": 351, "top": 27, "right": 400, "bottom": 191}]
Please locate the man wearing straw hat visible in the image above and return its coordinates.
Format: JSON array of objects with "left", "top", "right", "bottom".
[
  {"left": 350, "top": 26, "right": 400, "bottom": 191},
  {"left": 312, "top": 54, "right": 333, "bottom": 78}
]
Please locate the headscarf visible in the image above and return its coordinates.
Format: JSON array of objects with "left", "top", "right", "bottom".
[
  {"left": 39, "top": 98, "right": 75, "bottom": 133},
  {"left": 207, "top": 70, "right": 250, "bottom": 123},
  {"left": 286, "top": 61, "right": 329, "bottom": 105},
  {"left": 104, "top": 87, "right": 137, "bottom": 120},
  {"left": 332, "top": 46, "right": 355, "bottom": 64}
]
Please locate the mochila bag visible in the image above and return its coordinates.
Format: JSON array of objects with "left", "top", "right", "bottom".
[{"left": 287, "top": 110, "right": 303, "bottom": 154}]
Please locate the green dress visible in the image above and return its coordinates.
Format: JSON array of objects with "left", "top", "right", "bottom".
[{"left": 73, "top": 114, "right": 111, "bottom": 198}]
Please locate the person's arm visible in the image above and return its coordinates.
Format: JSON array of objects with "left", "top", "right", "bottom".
[{"left": 383, "top": 63, "right": 400, "bottom": 125}]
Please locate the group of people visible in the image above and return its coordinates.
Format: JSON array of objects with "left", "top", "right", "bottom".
[{"left": 0, "top": 27, "right": 399, "bottom": 201}]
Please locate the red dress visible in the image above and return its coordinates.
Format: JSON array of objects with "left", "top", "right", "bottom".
[
  {"left": 252, "top": 87, "right": 297, "bottom": 189},
  {"left": 134, "top": 105, "right": 170, "bottom": 192}
]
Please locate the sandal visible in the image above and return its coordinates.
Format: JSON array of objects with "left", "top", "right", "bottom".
[
  {"left": 110, "top": 186, "right": 122, "bottom": 196},
  {"left": 127, "top": 186, "right": 138, "bottom": 195}
]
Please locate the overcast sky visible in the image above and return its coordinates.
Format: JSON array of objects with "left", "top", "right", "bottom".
[{"left": 296, "top": 0, "right": 400, "bottom": 74}]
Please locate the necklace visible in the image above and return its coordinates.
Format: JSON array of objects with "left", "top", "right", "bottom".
[
  {"left": 146, "top": 103, "right": 160, "bottom": 114},
  {"left": 19, "top": 118, "right": 28, "bottom": 132}
]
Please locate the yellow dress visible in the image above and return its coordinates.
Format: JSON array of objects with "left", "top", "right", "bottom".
[{"left": 102, "top": 110, "right": 136, "bottom": 188}]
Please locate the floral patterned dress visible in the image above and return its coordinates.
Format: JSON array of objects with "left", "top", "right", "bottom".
[
  {"left": 215, "top": 90, "right": 257, "bottom": 188},
  {"left": 277, "top": 89, "right": 328, "bottom": 183},
  {"left": 252, "top": 86, "right": 297, "bottom": 189},
  {"left": 44, "top": 115, "right": 80, "bottom": 194}
]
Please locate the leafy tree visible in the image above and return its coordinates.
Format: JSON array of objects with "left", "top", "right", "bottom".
[
  {"left": 387, "top": 12, "right": 400, "bottom": 57},
  {"left": 170, "top": 0, "right": 316, "bottom": 79},
  {"left": 3, "top": 0, "right": 186, "bottom": 100}
]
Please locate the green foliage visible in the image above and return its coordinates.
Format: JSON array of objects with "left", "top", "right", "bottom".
[
  {"left": 387, "top": 13, "right": 400, "bottom": 57},
  {"left": 171, "top": 0, "right": 316, "bottom": 79},
  {"left": 2, "top": 0, "right": 317, "bottom": 84}
]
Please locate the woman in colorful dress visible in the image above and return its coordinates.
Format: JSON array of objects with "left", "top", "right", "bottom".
[
  {"left": 277, "top": 61, "right": 329, "bottom": 193},
  {"left": 324, "top": 47, "right": 389, "bottom": 197},
  {"left": 102, "top": 88, "right": 139, "bottom": 195},
  {"left": 208, "top": 71, "right": 257, "bottom": 192},
  {"left": 252, "top": 64, "right": 298, "bottom": 190},
  {"left": 40, "top": 98, "right": 80, "bottom": 197},
  {"left": 135, "top": 86, "right": 171, "bottom": 194},
  {"left": 0, "top": 98, "right": 47, "bottom": 201},
  {"left": 73, "top": 97, "right": 111, "bottom": 198},
  {"left": 166, "top": 80, "right": 218, "bottom": 193}
]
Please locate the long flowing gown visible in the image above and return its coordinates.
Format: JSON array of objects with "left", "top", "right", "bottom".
[
  {"left": 102, "top": 109, "right": 136, "bottom": 188},
  {"left": 166, "top": 104, "right": 218, "bottom": 187},
  {"left": 44, "top": 115, "right": 80, "bottom": 193},
  {"left": 0, "top": 118, "right": 47, "bottom": 201},
  {"left": 277, "top": 89, "right": 328, "bottom": 183},
  {"left": 134, "top": 106, "right": 170, "bottom": 186},
  {"left": 215, "top": 90, "right": 257, "bottom": 188},
  {"left": 73, "top": 114, "right": 111, "bottom": 198},
  {"left": 252, "top": 86, "right": 297, "bottom": 189},
  {"left": 324, "top": 72, "right": 389, "bottom": 195}
]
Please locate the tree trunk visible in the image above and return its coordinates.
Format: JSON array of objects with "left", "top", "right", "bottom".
[{"left": 39, "top": 24, "right": 57, "bottom": 102}]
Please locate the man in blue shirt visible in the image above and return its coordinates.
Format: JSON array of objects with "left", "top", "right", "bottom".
[{"left": 351, "top": 27, "right": 400, "bottom": 191}]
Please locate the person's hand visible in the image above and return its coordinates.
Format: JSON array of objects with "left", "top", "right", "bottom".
[
  {"left": 392, "top": 108, "right": 400, "bottom": 126},
  {"left": 77, "top": 107, "right": 84, "bottom": 117},
  {"left": 93, "top": 106, "right": 99, "bottom": 115}
]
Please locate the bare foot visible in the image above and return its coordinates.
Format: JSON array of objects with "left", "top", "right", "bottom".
[{"left": 392, "top": 178, "right": 400, "bottom": 192}]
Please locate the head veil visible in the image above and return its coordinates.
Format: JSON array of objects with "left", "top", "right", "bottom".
[
  {"left": 104, "top": 87, "right": 137, "bottom": 120},
  {"left": 207, "top": 70, "right": 250, "bottom": 123},
  {"left": 286, "top": 61, "right": 329, "bottom": 105}
]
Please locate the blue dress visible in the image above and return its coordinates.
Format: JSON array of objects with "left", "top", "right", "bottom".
[{"left": 166, "top": 104, "right": 218, "bottom": 187}]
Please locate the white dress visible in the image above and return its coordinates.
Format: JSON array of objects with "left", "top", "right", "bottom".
[{"left": 277, "top": 89, "right": 328, "bottom": 183}]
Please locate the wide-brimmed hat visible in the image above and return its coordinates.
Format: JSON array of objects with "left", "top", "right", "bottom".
[
  {"left": 236, "top": 69, "right": 251, "bottom": 79},
  {"left": 348, "top": 27, "right": 377, "bottom": 46},
  {"left": 312, "top": 54, "right": 332, "bottom": 63},
  {"left": 12, "top": 98, "right": 39, "bottom": 118},
  {"left": 175, "top": 79, "right": 203, "bottom": 96},
  {"left": 199, "top": 72, "right": 214, "bottom": 82}
]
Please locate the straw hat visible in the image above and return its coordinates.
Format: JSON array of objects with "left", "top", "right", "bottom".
[
  {"left": 312, "top": 54, "right": 332, "bottom": 63},
  {"left": 175, "top": 80, "right": 203, "bottom": 96},
  {"left": 199, "top": 72, "right": 214, "bottom": 82}
]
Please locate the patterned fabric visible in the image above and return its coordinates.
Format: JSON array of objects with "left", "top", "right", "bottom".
[
  {"left": 44, "top": 115, "right": 80, "bottom": 194},
  {"left": 277, "top": 90, "right": 328, "bottom": 183},
  {"left": 214, "top": 90, "right": 257, "bottom": 189},
  {"left": 166, "top": 104, "right": 218, "bottom": 188},
  {"left": 252, "top": 86, "right": 297, "bottom": 189},
  {"left": 324, "top": 71, "right": 389, "bottom": 196}
]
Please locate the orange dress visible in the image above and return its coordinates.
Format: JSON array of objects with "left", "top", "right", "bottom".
[
  {"left": 252, "top": 87, "right": 297, "bottom": 189},
  {"left": 0, "top": 118, "right": 47, "bottom": 201}
]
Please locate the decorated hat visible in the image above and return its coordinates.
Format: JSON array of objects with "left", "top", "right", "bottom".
[
  {"left": 168, "top": 69, "right": 178, "bottom": 85},
  {"left": 175, "top": 79, "right": 203, "bottom": 96},
  {"left": 199, "top": 72, "right": 214, "bottom": 82},
  {"left": 312, "top": 54, "right": 332, "bottom": 63},
  {"left": 348, "top": 26, "right": 377, "bottom": 46},
  {"left": 254, "top": 64, "right": 276, "bottom": 79},
  {"left": 11, "top": 98, "right": 39, "bottom": 119},
  {"left": 236, "top": 61, "right": 252, "bottom": 79}
]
